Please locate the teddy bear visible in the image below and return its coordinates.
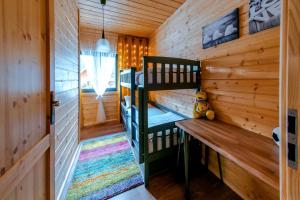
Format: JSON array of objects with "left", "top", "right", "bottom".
[{"left": 193, "top": 90, "right": 215, "bottom": 120}]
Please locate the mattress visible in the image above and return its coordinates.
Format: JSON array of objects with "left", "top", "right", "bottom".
[
  {"left": 126, "top": 104, "right": 164, "bottom": 122},
  {"left": 135, "top": 65, "right": 197, "bottom": 85},
  {"left": 127, "top": 104, "right": 184, "bottom": 128},
  {"left": 148, "top": 112, "right": 184, "bottom": 128}
]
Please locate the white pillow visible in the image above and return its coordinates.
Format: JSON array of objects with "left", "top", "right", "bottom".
[{"left": 124, "top": 96, "right": 131, "bottom": 108}]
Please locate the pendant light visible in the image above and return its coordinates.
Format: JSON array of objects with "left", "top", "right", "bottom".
[{"left": 96, "top": 0, "right": 110, "bottom": 52}]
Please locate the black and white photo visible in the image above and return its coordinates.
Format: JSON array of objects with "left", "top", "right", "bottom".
[
  {"left": 202, "top": 9, "right": 239, "bottom": 49},
  {"left": 249, "top": 0, "right": 281, "bottom": 34}
]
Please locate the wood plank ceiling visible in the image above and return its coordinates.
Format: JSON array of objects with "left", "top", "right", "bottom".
[{"left": 78, "top": 0, "right": 186, "bottom": 37}]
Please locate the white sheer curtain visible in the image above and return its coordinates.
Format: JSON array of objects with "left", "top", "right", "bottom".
[
  {"left": 80, "top": 32, "right": 118, "bottom": 123},
  {"left": 81, "top": 52, "right": 116, "bottom": 123}
]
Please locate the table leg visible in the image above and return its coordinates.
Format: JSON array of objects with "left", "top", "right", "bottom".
[
  {"left": 184, "top": 131, "right": 190, "bottom": 199},
  {"left": 177, "top": 129, "right": 182, "bottom": 170},
  {"left": 217, "top": 152, "right": 223, "bottom": 182},
  {"left": 205, "top": 145, "right": 209, "bottom": 170}
]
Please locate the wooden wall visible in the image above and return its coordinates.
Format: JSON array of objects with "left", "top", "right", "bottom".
[
  {"left": 54, "top": 0, "right": 79, "bottom": 199},
  {"left": 81, "top": 92, "right": 119, "bottom": 127},
  {"left": 0, "top": 0, "right": 49, "bottom": 199},
  {"left": 80, "top": 27, "right": 118, "bottom": 51},
  {"left": 149, "top": 0, "right": 279, "bottom": 199},
  {"left": 80, "top": 28, "right": 119, "bottom": 128}
]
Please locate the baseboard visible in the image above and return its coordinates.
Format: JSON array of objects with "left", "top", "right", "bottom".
[
  {"left": 57, "top": 143, "right": 82, "bottom": 200},
  {"left": 82, "top": 119, "right": 119, "bottom": 129}
]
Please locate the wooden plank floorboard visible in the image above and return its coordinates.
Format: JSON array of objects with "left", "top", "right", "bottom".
[
  {"left": 112, "top": 169, "right": 242, "bottom": 200},
  {"left": 80, "top": 121, "right": 125, "bottom": 140}
]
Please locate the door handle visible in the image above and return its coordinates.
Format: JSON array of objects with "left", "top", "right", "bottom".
[
  {"left": 50, "top": 91, "right": 60, "bottom": 125},
  {"left": 52, "top": 100, "right": 60, "bottom": 107}
]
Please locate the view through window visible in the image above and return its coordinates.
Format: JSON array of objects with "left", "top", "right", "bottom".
[{"left": 80, "top": 53, "right": 117, "bottom": 92}]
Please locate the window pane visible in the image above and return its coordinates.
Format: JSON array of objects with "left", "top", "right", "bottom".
[
  {"left": 80, "top": 55, "right": 93, "bottom": 90},
  {"left": 80, "top": 54, "right": 117, "bottom": 91},
  {"left": 107, "top": 66, "right": 116, "bottom": 89}
]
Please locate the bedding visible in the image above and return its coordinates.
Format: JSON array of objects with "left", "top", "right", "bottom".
[
  {"left": 124, "top": 96, "right": 131, "bottom": 108},
  {"left": 126, "top": 104, "right": 165, "bottom": 118},
  {"left": 127, "top": 104, "right": 183, "bottom": 127},
  {"left": 148, "top": 112, "right": 184, "bottom": 127},
  {"left": 135, "top": 65, "right": 197, "bottom": 85}
]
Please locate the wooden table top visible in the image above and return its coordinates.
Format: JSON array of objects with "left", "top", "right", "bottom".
[{"left": 175, "top": 119, "right": 279, "bottom": 190}]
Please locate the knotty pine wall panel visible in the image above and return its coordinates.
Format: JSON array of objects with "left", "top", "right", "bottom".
[
  {"left": 149, "top": 0, "right": 279, "bottom": 199},
  {"left": 81, "top": 92, "right": 119, "bottom": 127},
  {"left": 0, "top": 0, "right": 48, "bottom": 199},
  {"left": 54, "top": 0, "right": 79, "bottom": 198}
]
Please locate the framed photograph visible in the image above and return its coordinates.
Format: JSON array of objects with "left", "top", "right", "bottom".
[
  {"left": 202, "top": 9, "right": 239, "bottom": 49},
  {"left": 249, "top": 0, "right": 281, "bottom": 34}
]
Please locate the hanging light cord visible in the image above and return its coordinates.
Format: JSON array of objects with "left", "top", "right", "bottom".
[{"left": 102, "top": 5, "right": 105, "bottom": 39}]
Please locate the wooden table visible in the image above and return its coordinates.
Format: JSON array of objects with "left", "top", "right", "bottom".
[{"left": 175, "top": 119, "right": 279, "bottom": 198}]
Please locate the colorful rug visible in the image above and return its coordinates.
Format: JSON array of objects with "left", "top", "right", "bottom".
[{"left": 66, "top": 133, "right": 144, "bottom": 200}]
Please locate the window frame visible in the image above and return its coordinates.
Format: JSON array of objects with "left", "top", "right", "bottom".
[{"left": 81, "top": 54, "right": 118, "bottom": 93}]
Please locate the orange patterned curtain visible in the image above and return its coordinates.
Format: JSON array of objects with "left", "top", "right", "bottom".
[{"left": 117, "top": 35, "right": 149, "bottom": 71}]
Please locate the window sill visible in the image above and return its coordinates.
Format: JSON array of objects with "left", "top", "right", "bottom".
[{"left": 81, "top": 90, "right": 118, "bottom": 96}]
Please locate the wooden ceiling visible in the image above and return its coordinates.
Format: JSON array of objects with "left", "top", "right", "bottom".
[{"left": 78, "top": 0, "right": 186, "bottom": 37}]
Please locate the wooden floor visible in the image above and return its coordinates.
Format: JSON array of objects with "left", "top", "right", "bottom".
[
  {"left": 112, "top": 169, "right": 242, "bottom": 200},
  {"left": 81, "top": 122, "right": 241, "bottom": 200},
  {"left": 80, "top": 121, "right": 125, "bottom": 140}
]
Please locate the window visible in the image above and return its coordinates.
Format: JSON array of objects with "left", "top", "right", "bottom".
[{"left": 80, "top": 53, "right": 118, "bottom": 93}]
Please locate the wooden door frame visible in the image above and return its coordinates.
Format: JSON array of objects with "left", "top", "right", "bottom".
[
  {"left": 78, "top": 8, "right": 82, "bottom": 141},
  {"left": 46, "top": 3, "right": 81, "bottom": 199},
  {"left": 280, "top": 0, "right": 300, "bottom": 199},
  {"left": 279, "top": 0, "right": 288, "bottom": 198},
  {"left": 46, "top": 0, "right": 56, "bottom": 199}
]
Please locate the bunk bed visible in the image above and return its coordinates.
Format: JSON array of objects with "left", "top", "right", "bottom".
[{"left": 120, "top": 56, "right": 201, "bottom": 186}]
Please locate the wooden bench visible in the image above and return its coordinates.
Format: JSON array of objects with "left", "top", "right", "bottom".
[{"left": 175, "top": 119, "right": 279, "bottom": 197}]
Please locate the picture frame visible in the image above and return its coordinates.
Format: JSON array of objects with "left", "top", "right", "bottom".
[
  {"left": 202, "top": 8, "right": 239, "bottom": 49},
  {"left": 249, "top": 0, "right": 281, "bottom": 34}
]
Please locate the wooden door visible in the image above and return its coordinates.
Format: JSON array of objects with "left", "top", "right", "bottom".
[
  {"left": 0, "top": 0, "right": 50, "bottom": 199},
  {"left": 280, "top": 0, "right": 300, "bottom": 199}
]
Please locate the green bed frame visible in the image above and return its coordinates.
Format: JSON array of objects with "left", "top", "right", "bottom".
[{"left": 120, "top": 56, "right": 201, "bottom": 186}]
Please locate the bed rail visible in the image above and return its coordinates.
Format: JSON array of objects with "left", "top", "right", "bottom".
[
  {"left": 142, "top": 56, "right": 201, "bottom": 91},
  {"left": 120, "top": 56, "right": 201, "bottom": 91},
  {"left": 120, "top": 68, "right": 136, "bottom": 89}
]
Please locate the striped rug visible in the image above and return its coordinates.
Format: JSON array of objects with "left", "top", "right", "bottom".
[{"left": 66, "top": 133, "right": 143, "bottom": 200}]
